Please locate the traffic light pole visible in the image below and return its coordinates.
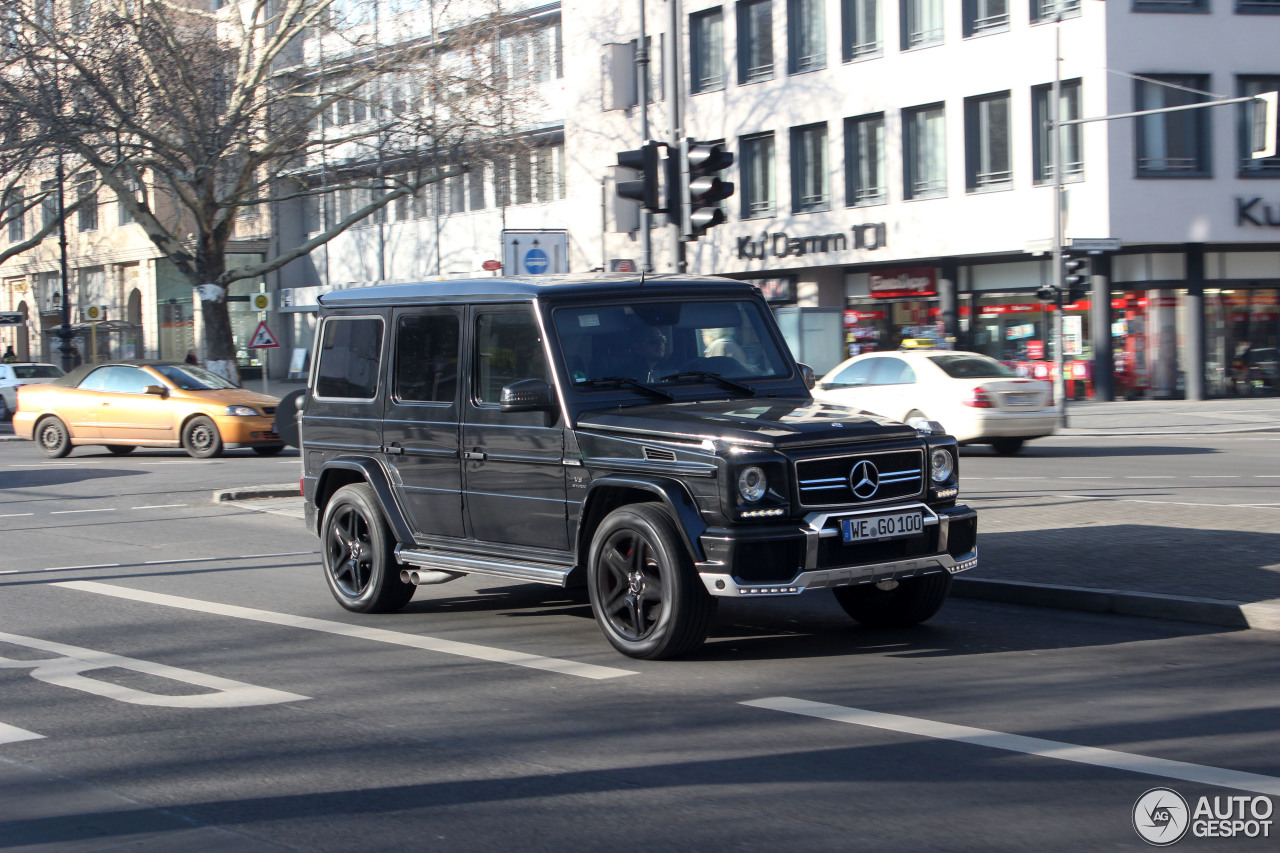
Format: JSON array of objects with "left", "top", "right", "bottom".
[
  {"left": 1051, "top": 22, "right": 1066, "bottom": 427},
  {"left": 666, "top": 0, "right": 686, "bottom": 273},
  {"left": 636, "top": 0, "right": 652, "bottom": 273}
]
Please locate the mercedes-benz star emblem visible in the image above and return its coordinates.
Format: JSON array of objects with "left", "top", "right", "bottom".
[{"left": 849, "top": 460, "right": 880, "bottom": 499}]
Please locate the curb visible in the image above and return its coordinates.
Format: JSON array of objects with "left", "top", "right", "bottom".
[
  {"left": 212, "top": 484, "right": 301, "bottom": 502},
  {"left": 953, "top": 576, "right": 1280, "bottom": 632}
]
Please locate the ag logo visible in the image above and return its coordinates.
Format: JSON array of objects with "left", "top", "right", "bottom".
[
  {"left": 1133, "top": 787, "right": 1190, "bottom": 846},
  {"left": 849, "top": 459, "right": 880, "bottom": 499}
]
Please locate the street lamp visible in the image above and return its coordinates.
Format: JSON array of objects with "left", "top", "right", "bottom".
[{"left": 54, "top": 152, "right": 75, "bottom": 372}]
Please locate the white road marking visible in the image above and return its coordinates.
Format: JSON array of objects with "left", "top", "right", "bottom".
[
  {"left": 0, "top": 513, "right": 35, "bottom": 518},
  {"left": 1, "top": 552, "right": 316, "bottom": 577},
  {"left": 0, "top": 631, "right": 308, "bottom": 709},
  {"left": 41, "top": 563, "right": 122, "bottom": 572},
  {"left": 50, "top": 508, "right": 116, "bottom": 515},
  {"left": 1126, "top": 476, "right": 1176, "bottom": 479},
  {"left": 131, "top": 504, "right": 187, "bottom": 510},
  {"left": 743, "top": 697, "right": 1280, "bottom": 797},
  {"left": 1190, "top": 475, "right": 1240, "bottom": 479},
  {"left": 0, "top": 721, "right": 44, "bottom": 744},
  {"left": 57, "top": 581, "right": 636, "bottom": 681},
  {"left": 1059, "top": 476, "right": 1111, "bottom": 480}
]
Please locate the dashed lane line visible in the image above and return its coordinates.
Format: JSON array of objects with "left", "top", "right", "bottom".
[
  {"left": 130, "top": 504, "right": 188, "bottom": 510},
  {"left": 56, "top": 580, "right": 637, "bottom": 681},
  {"left": 743, "top": 697, "right": 1280, "bottom": 797},
  {"left": 0, "top": 552, "right": 315, "bottom": 577},
  {"left": 50, "top": 508, "right": 117, "bottom": 515}
]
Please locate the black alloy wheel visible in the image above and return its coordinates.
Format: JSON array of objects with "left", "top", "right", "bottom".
[
  {"left": 833, "top": 572, "right": 953, "bottom": 628},
  {"left": 587, "top": 504, "right": 716, "bottom": 660},
  {"left": 36, "top": 416, "right": 71, "bottom": 458},
  {"left": 181, "top": 415, "right": 223, "bottom": 458},
  {"left": 320, "top": 483, "right": 414, "bottom": 613},
  {"left": 105, "top": 445, "right": 136, "bottom": 456}
]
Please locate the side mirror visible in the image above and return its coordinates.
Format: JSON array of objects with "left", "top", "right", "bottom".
[
  {"left": 797, "top": 363, "right": 816, "bottom": 390},
  {"left": 143, "top": 384, "right": 167, "bottom": 397},
  {"left": 500, "top": 378, "right": 557, "bottom": 413}
]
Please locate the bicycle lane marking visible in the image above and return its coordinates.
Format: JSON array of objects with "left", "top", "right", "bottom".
[
  {"left": 55, "top": 580, "right": 636, "bottom": 681},
  {"left": 742, "top": 697, "right": 1280, "bottom": 796}
]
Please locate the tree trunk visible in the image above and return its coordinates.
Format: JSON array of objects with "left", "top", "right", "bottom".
[{"left": 194, "top": 241, "right": 241, "bottom": 386}]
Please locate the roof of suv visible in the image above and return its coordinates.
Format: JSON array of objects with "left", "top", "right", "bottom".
[{"left": 317, "top": 274, "right": 756, "bottom": 307}]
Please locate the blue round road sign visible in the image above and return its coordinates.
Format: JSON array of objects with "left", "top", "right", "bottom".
[{"left": 524, "top": 248, "right": 549, "bottom": 275}]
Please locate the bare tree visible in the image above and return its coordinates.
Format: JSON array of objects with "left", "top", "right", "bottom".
[{"left": 0, "top": 0, "right": 540, "bottom": 381}]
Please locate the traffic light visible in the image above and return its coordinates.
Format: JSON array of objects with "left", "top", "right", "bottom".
[
  {"left": 616, "top": 141, "right": 663, "bottom": 212},
  {"left": 678, "top": 138, "right": 735, "bottom": 241},
  {"left": 1062, "top": 253, "right": 1089, "bottom": 305},
  {"left": 1036, "top": 284, "right": 1060, "bottom": 304}
]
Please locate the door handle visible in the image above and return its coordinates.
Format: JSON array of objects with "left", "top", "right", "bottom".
[
  {"left": 463, "top": 451, "right": 486, "bottom": 460},
  {"left": 383, "top": 444, "right": 405, "bottom": 455}
]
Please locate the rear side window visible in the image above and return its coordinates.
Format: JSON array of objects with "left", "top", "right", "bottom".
[
  {"left": 395, "top": 313, "right": 459, "bottom": 403},
  {"left": 928, "top": 354, "right": 1015, "bottom": 378},
  {"left": 315, "top": 317, "right": 384, "bottom": 400},
  {"left": 13, "top": 365, "right": 62, "bottom": 379}
]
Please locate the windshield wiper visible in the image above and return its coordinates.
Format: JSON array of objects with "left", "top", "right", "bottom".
[
  {"left": 575, "top": 376, "right": 674, "bottom": 401},
  {"left": 659, "top": 371, "right": 756, "bottom": 397}
]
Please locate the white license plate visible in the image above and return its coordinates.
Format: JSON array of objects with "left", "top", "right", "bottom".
[
  {"left": 841, "top": 511, "right": 924, "bottom": 543},
  {"left": 1004, "top": 393, "right": 1038, "bottom": 405}
]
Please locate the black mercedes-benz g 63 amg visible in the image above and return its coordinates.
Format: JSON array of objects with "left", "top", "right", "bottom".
[{"left": 301, "top": 275, "right": 976, "bottom": 659}]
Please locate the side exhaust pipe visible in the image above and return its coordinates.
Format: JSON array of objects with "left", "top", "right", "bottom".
[{"left": 400, "top": 568, "right": 463, "bottom": 586}]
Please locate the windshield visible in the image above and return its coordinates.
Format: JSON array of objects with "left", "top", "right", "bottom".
[
  {"left": 152, "top": 364, "right": 240, "bottom": 390},
  {"left": 551, "top": 298, "right": 792, "bottom": 392},
  {"left": 12, "top": 365, "right": 63, "bottom": 379},
  {"left": 927, "top": 353, "right": 1018, "bottom": 379}
]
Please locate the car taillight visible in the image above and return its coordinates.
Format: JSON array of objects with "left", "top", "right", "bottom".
[{"left": 963, "top": 386, "right": 994, "bottom": 408}]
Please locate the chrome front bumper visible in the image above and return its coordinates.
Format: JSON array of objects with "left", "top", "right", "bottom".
[{"left": 696, "top": 502, "right": 978, "bottom": 598}]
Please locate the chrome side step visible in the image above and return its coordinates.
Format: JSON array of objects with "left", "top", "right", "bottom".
[{"left": 395, "top": 546, "right": 575, "bottom": 587}]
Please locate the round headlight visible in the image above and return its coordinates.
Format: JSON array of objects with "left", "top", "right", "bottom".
[
  {"left": 737, "top": 466, "right": 767, "bottom": 503},
  {"left": 930, "top": 448, "right": 954, "bottom": 483}
]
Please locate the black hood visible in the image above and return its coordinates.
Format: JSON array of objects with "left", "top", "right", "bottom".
[{"left": 575, "top": 397, "right": 917, "bottom": 448}]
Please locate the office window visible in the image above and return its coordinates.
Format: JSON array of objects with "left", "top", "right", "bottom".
[
  {"left": 76, "top": 174, "right": 98, "bottom": 231},
  {"left": 534, "top": 145, "right": 565, "bottom": 202},
  {"left": 498, "top": 18, "right": 563, "bottom": 84},
  {"left": 513, "top": 153, "right": 533, "bottom": 205},
  {"left": 1031, "top": 0, "right": 1081, "bottom": 22},
  {"left": 842, "top": 0, "right": 881, "bottom": 61},
  {"left": 40, "top": 179, "right": 59, "bottom": 228},
  {"left": 901, "top": 0, "right": 942, "bottom": 49},
  {"left": 5, "top": 188, "right": 24, "bottom": 243},
  {"left": 788, "top": 0, "right": 826, "bottom": 73},
  {"left": 1237, "top": 1, "right": 1280, "bottom": 13},
  {"left": 1132, "top": 0, "right": 1206, "bottom": 11},
  {"left": 468, "top": 166, "right": 486, "bottom": 210},
  {"left": 845, "top": 113, "right": 886, "bottom": 206},
  {"left": 738, "top": 0, "right": 774, "bottom": 83},
  {"left": 740, "top": 132, "right": 776, "bottom": 218},
  {"left": 117, "top": 177, "right": 145, "bottom": 226},
  {"left": 1135, "top": 74, "right": 1210, "bottom": 176},
  {"left": 1032, "top": 80, "right": 1083, "bottom": 184},
  {"left": 963, "top": 0, "right": 1008, "bottom": 36},
  {"left": 1238, "top": 75, "right": 1280, "bottom": 176},
  {"left": 791, "top": 123, "right": 829, "bottom": 212},
  {"left": 965, "top": 92, "right": 1011, "bottom": 191},
  {"left": 691, "top": 8, "right": 725, "bottom": 93},
  {"left": 904, "top": 103, "right": 947, "bottom": 199}
]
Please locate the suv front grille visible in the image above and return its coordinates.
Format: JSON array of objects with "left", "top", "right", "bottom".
[{"left": 794, "top": 449, "right": 924, "bottom": 508}]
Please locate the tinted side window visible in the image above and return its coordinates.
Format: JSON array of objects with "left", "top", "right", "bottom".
[
  {"left": 830, "top": 359, "right": 875, "bottom": 386},
  {"left": 395, "top": 313, "right": 459, "bottom": 403},
  {"left": 315, "top": 317, "right": 383, "bottom": 399},
  {"left": 475, "top": 310, "right": 549, "bottom": 404},
  {"left": 870, "top": 357, "right": 915, "bottom": 385},
  {"left": 102, "top": 366, "right": 152, "bottom": 394},
  {"left": 77, "top": 367, "right": 112, "bottom": 391}
]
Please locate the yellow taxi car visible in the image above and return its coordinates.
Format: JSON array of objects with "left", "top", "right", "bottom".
[{"left": 13, "top": 361, "right": 283, "bottom": 458}]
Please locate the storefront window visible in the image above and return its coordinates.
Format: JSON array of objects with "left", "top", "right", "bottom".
[{"left": 1206, "top": 288, "right": 1280, "bottom": 396}]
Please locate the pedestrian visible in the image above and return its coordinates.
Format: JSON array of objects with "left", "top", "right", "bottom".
[
  {"left": 2, "top": 345, "right": 16, "bottom": 363},
  {"left": 185, "top": 349, "right": 199, "bottom": 366}
]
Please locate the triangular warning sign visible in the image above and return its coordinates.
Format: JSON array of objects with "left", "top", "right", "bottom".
[{"left": 247, "top": 320, "right": 280, "bottom": 349}]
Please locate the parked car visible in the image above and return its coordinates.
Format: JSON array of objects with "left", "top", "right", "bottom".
[
  {"left": 12, "top": 361, "right": 283, "bottom": 458},
  {"left": 813, "top": 350, "right": 1056, "bottom": 455},
  {"left": 0, "top": 362, "right": 64, "bottom": 420},
  {"left": 301, "top": 275, "right": 977, "bottom": 659}
]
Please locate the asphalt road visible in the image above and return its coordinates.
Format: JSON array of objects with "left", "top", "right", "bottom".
[{"left": 1, "top": 436, "right": 1278, "bottom": 851}]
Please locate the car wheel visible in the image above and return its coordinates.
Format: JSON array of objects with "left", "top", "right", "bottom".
[
  {"left": 991, "top": 437, "right": 1024, "bottom": 456},
  {"left": 252, "top": 445, "right": 285, "bottom": 456},
  {"left": 181, "top": 416, "right": 223, "bottom": 458},
  {"left": 587, "top": 503, "right": 716, "bottom": 660},
  {"left": 35, "top": 416, "right": 72, "bottom": 458},
  {"left": 833, "top": 572, "right": 953, "bottom": 628},
  {"left": 105, "top": 445, "right": 136, "bottom": 456},
  {"left": 321, "top": 483, "right": 414, "bottom": 613}
]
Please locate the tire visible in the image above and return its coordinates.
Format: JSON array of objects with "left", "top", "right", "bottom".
[
  {"left": 253, "top": 445, "right": 285, "bottom": 456},
  {"left": 105, "top": 445, "right": 136, "bottom": 456},
  {"left": 181, "top": 415, "right": 223, "bottom": 458},
  {"left": 0, "top": 395, "right": 10, "bottom": 421},
  {"left": 36, "top": 416, "right": 72, "bottom": 458},
  {"left": 587, "top": 503, "right": 716, "bottom": 660},
  {"left": 320, "top": 483, "right": 414, "bottom": 613},
  {"left": 991, "top": 437, "right": 1025, "bottom": 456},
  {"left": 833, "top": 572, "right": 953, "bottom": 628}
]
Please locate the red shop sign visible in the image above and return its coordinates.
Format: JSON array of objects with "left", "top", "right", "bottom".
[{"left": 869, "top": 267, "right": 937, "bottom": 298}]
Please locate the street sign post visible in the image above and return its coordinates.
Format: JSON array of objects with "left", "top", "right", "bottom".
[{"left": 247, "top": 320, "right": 279, "bottom": 396}]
